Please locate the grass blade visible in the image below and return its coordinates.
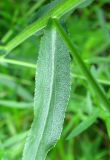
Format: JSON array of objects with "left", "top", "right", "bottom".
[
  {"left": 0, "top": 74, "right": 33, "bottom": 101},
  {"left": 22, "top": 22, "right": 70, "bottom": 160},
  {"left": 0, "top": 100, "right": 32, "bottom": 109},
  {"left": 67, "top": 109, "right": 99, "bottom": 140},
  {"left": 0, "top": 132, "right": 28, "bottom": 149},
  {"left": 4, "top": 0, "right": 87, "bottom": 53},
  {"left": 105, "top": 116, "right": 110, "bottom": 139}
]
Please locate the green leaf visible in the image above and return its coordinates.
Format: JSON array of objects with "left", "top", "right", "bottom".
[
  {"left": 67, "top": 109, "right": 99, "bottom": 140},
  {"left": 6, "top": 0, "right": 88, "bottom": 52},
  {"left": 0, "top": 74, "right": 33, "bottom": 101},
  {"left": 22, "top": 22, "right": 70, "bottom": 160},
  {"left": 97, "top": 109, "right": 110, "bottom": 138},
  {"left": 78, "top": 0, "right": 94, "bottom": 8},
  {"left": 0, "top": 46, "right": 7, "bottom": 55},
  {"left": 53, "top": 18, "right": 110, "bottom": 112},
  {"left": 0, "top": 132, "right": 28, "bottom": 149},
  {"left": 33, "top": 0, "right": 63, "bottom": 20},
  {"left": 0, "top": 100, "right": 32, "bottom": 109},
  {"left": 105, "top": 116, "right": 110, "bottom": 139}
]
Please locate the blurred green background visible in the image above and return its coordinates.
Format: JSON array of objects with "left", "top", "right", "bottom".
[{"left": 0, "top": 0, "right": 110, "bottom": 159}]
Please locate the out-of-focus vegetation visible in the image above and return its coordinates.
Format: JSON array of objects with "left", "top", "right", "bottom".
[{"left": 0, "top": 0, "right": 110, "bottom": 159}]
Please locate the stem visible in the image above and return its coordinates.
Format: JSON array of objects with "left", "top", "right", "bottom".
[
  {"left": 1, "top": 30, "right": 13, "bottom": 43},
  {"left": 53, "top": 18, "right": 110, "bottom": 112},
  {"left": 71, "top": 73, "right": 110, "bottom": 86},
  {"left": 26, "top": 0, "right": 46, "bottom": 16},
  {"left": 5, "top": 0, "right": 86, "bottom": 52},
  {"left": 0, "top": 58, "right": 36, "bottom": 69},
  {"left": 0, "top": 58, "right": 110, "bottom": 86}
]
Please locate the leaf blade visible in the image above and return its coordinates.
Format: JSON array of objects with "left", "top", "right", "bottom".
[
  {"left": 22, "top": 22, "right": 70, "bottom": 160},
  {"left": 67, "top": 109, "right": 99, "bottom": 140}
]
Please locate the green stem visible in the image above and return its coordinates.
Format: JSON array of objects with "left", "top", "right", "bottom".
[
  {"left": 71, "top": 73, "right": 110, "bottom": 86},
  {"left": 53, "top": 18, "right": 110, "bottom": 112},
  {"left": 1, "top": 30, "right": 13, "bottom": 43},
  {"left": 5, "top": 0, "right": 86, "bottom": 52},
  {"left": 0, "top": 58, "right": 36, "bottom": 69},
  {"left": 26, "top": 0, "right": 46, "bottom": 16},
  {"left": 0, "top": 58, "right": 110, "bottom": 86}
]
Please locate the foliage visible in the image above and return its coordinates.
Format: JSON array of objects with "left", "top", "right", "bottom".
[
  {"left": 0, "top": 0, "right": 110, "bottom": 160},
  {"left": 22, "top": 22, "right": 70, "bottom": 160}
]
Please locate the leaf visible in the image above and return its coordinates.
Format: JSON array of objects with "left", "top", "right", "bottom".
[
  {"left": 22, "top": 22, "right": 70, "bottom": 160},
  {"left": 6, "top": 0, "right": 88, "bottom": 52},
  {"left": 30, "top": 0, "right": 63, "bottom": 37},
  {"left": 67, "top": 109, "right": 99, "bottom": 140},
  {"left": 30, "top": 0, "right": 63, "bottom": 23},
  {"left": 0, "top": 132, "right": 28, "bottom": 149},
  {"left": 97, "top": 108, "right": 110, "bottom": 138},
  {"left": 78, "top": 0, "right": 94, "bottom": 8},
  {"left": 105, "top": 116, "right": 110, "bottom": 139},
  {"left": 0, "top": 46, "right": 6, "bottom": 55},
  {"left": 0, "top": 74, "right": 33, "bottom": 101},
  {"left": 53, "top": 18, "right": 110, "bottom": 112},
  {"left": 0, "top": 100, "right": 32, "bottom": 109}
]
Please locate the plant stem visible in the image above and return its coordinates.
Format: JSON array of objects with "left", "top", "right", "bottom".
[
  {"left": 5, "top": 0, "right": 85, "bottom": 53},
  {"left": 0, "top": 58, "right": 36, "bottom": 69},
  {"left": 0, "top": 58, "right": 110, "bottom": 86},
  {"left": 53, "top": 18, "right": 110, "bottom": 112},
  {"left": 26, "top": 0, "right": 46, "bottom": 16}
]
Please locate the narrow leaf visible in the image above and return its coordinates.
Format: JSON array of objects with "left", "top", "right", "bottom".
[
  {"left": 0, "top": 132, "right": 28, "bottom": 149},
  {"left": 0, "top": 46, "right": 6, "bottom": 55},
  {"left": 67, "top": 109, "right": 99, "bottom": 140},
  {"left": 105, "top": 116, "right": 110, "bottom": 138},
  {"left": 0, "top": 74, "right": 33, "bottom": 101},
  {"left": 22, "top": 22, "right": 70, "bottom": 160},
  {"left": 0, "top": 100, "right": 32, "bottom": 109}
]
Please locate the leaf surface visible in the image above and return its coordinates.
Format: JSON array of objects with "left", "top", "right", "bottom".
[{"left": 22, "top": 22, "right": 70, "bottom": 160}]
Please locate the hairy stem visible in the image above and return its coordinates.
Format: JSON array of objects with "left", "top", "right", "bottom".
[{"left": 53, "top": 18, "right": 110, "bottom": 112}]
